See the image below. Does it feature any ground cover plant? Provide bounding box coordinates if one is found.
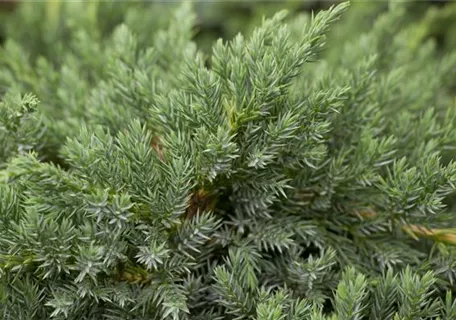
[1,1,456,319]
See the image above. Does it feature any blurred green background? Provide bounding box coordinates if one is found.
[1,0,456,56]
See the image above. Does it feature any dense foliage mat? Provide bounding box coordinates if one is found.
[1,1,456,319]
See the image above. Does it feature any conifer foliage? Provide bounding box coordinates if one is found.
[1,1,456,319]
